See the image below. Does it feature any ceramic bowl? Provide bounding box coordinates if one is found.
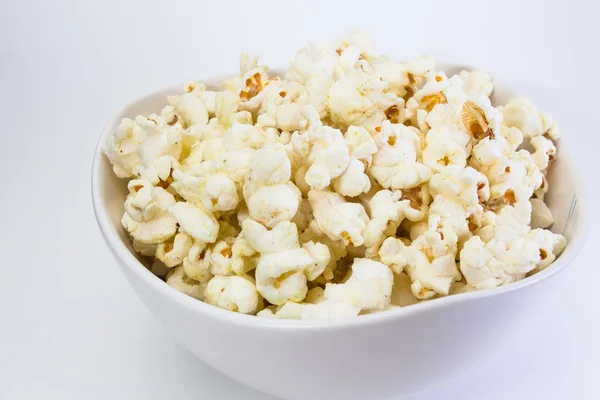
[92,67,589,400]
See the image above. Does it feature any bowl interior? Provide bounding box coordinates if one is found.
[93,66,588,308]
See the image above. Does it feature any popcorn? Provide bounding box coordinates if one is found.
[304,137,350,190]
[134,114,183,171]
[458,70,494,99]
[254,248,314,305]
[106,32,567,320]
[121,185,178,244]
[301,301,361,320]
[407,232,461,299]
[291,198,313,232]
[230,234,259,273]
[204,275,262,314]
[304,287,325,304]
[362,187,429,251]
[238,68,269,113]
[138,155,179,187]
[344,125,378,159]
[104,118,141,178]
[459,236,527,290]
[132,240,157,257]
[172,170,240,212]
[156,229,193,268]
[534,174,549,200]
[124,180,162,223]
[187,137,226,162]
[302,241,331,281]
[208,236,237,276]
[422,139,468,172]
[247,145,292,188]
[222,122,274,151]
[500,98,556,138]
[246,183,301,228]
[248,220,330,304]
[202,148,254,185]
[167,91,209,128]
[324,259,393,311]
[299,223,349,266]
[497,125,524,153]
[471,140,543,208]
[274,300,360,320]
[305,74,334,118]
[530,135,556,170]
[286,41,338,85]
[256,308,277,318]
[380,228,461,299]
[308,190,370,246]
[379,236,409,274]
[242,219,300,254]
[408,71,450,111]
[390,272,419,307]
[274,301,307,319]
[331,125,378,197]
[372,55,435,98]
[296,117,350,190]
[274,103,307,132]
[458,201,564,290]
[428,166,489,242]
[370,123,432,190]
[241,145,302,228]
[168,202,219,243]
[328,71,386,128]
[182,241,211,282]
[478,201,532,242]
[332,157,371,197]
[426,86,502,144]
[530,198,554,229]
[254,80,310,132]
[166,266,207,300]
[528,228,566,272]
[334,31,379,62]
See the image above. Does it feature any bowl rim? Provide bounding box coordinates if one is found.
[92,68,591,330]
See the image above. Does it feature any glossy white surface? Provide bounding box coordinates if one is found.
[2,0,600,399]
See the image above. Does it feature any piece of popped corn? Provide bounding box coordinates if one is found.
[182,241,212,282]
[121,184,178,244]
[156,229,193,268]
[168,202,219,243]
[499,98,557,139]
[369,122,432,190]
[166,266,207,300]
[204,275,262,314]
[324,258,393,311]
[308,189,370,247]
[530,198,554,229]
[241,219,300,254]
[328,71,386,128]
[104,118,142,178]
[254,248,314,305]
[171,170,240,212]
[134,114,184,172]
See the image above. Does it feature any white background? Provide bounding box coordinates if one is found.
[1,0,599,398]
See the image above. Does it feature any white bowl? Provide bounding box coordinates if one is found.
[92,67,590,400]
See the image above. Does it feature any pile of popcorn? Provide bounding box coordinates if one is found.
[105,32,566,320]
